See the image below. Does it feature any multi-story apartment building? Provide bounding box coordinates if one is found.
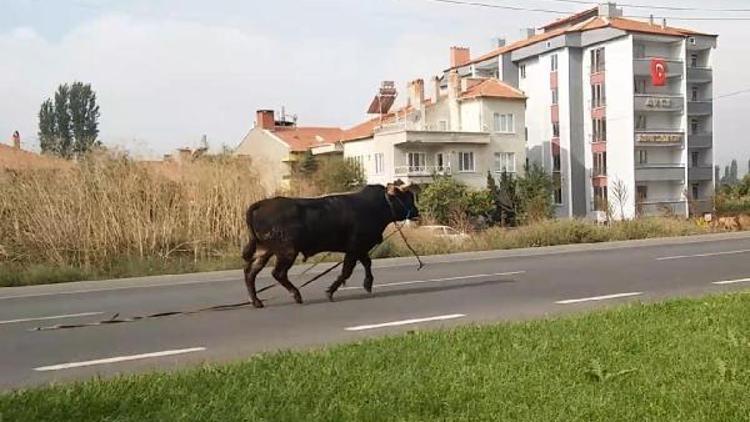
[445,2,717,219]
[342,71,527,189]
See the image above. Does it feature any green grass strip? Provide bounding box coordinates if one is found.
[2,292,749,421]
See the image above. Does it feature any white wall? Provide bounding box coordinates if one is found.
[604,35,636,219]
[234,128,290,194]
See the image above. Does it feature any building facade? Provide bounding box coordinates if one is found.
[342,75,527,190]
[445,2,717,218]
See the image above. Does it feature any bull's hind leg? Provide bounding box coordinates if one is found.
[272,253,303,305]
[359,255,374,293]
[326,254,357,302]
[244,248,272,309]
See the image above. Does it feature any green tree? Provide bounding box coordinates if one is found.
[297,150,318,176]
[38,82,101,158]
[314,158,365,194]
[516,163,554,223]
[419,176,469,224]
[730,159,739,185]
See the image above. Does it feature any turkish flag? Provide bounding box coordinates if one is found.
[651,58,667,86]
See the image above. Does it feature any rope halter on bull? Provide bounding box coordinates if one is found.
[384,183,425,271]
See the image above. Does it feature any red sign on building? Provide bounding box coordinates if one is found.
[650,58,667,86]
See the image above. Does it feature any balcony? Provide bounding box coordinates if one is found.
[637,200,688,217]
[635,163,685,182]
[634,59,683,79]
[392,131,491,146]
[635,130,684,147]
[688,100,712,116]
[394,165,451,177]
[687,67,712,83]
[688,166,713,181]
[634,95,684,113]
[688,133,712,148]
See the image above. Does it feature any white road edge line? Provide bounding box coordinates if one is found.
[0,311,104,325]
[339,271,525,291]
[712,278,750,285]
[34,347,207,372]
[555,292,643,305]
[345,314,466,332]
[656,249,750,261]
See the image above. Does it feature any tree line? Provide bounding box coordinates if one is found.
[38,82,101,158]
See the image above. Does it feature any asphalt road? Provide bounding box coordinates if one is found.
[2,231,750,391]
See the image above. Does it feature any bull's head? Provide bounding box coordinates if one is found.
[386,183,420,222]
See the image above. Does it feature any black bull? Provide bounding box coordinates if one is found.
[242,184,419,308]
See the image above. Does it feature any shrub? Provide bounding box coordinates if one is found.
[515,163,554,224]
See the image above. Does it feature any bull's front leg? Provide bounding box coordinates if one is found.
[359,255,374,293]
[326,254,357,302]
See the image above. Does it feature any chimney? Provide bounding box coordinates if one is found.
[450,46,471,68]
[432,76,442,101]
[407,79,425,109]
[598,2,623,18]
[11,130,20,150]
[447,70,461,131]
[520,28,536,39]
[649,14,654,25]
[461,77,484,93]
[662,18,667,29]
[492,37,506,48]
[255,109,275,130]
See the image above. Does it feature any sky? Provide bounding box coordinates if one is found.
[1,0,749,168]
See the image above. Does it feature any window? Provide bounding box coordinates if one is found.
[592,118,607,142]
[637,185,648,201]
[407,152,426,172]
[553,172,563,205]
[525,127,528,141]
[634,44,646,59]
[494,152,516,173]
[690,118,700,135]
[636,114,647,130]
[552,152,561,172]
[435,153,446,172]
[438,120,448,131]
[495,113,515,133]
[692,183,700,200]
[552,122,560,138]
[594,186,608,211]
[458,151,475,172]
[520,64,527,79]
[691,151,700,168]
[593,152,607,176]
[550,54,558,72]
[637,149,648,165]
[591,83,605,108]
[552,88,559,105]
[691,86,699,102]
[690,53,698,68]
[374,153,385,175]
[590,47,605,73]
[634,78,646,94]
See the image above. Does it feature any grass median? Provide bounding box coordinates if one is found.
[2,292,749,421]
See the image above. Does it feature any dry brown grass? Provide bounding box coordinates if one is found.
[0,152,264,271]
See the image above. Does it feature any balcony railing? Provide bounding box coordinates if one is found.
[637,199,688,217]
[688,133,712,148]
[635,130,684,146]
[635,164,686,182]
[634,59,684,78]
[688,166,713,181]
[687,67,712,82]
[688,100,713,116]
[634,95,684,112]
[394,165,452,176]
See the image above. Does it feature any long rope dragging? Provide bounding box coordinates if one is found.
[31,224,423,332]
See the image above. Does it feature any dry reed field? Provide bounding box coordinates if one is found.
[0,153,264,285]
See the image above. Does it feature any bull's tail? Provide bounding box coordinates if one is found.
[242,202,262,263]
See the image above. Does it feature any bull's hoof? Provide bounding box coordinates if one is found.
[251,299,264,309]
[293,291,304,304]
[326,290,335,302]
[364,278,373,294]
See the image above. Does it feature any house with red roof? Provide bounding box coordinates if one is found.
[234,110,343,192]
[341,75,527,190]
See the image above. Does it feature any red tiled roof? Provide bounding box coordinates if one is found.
[541,7,599,31]
[452,14,715,70]
[270,127,344,152]
[459,78,526,100]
